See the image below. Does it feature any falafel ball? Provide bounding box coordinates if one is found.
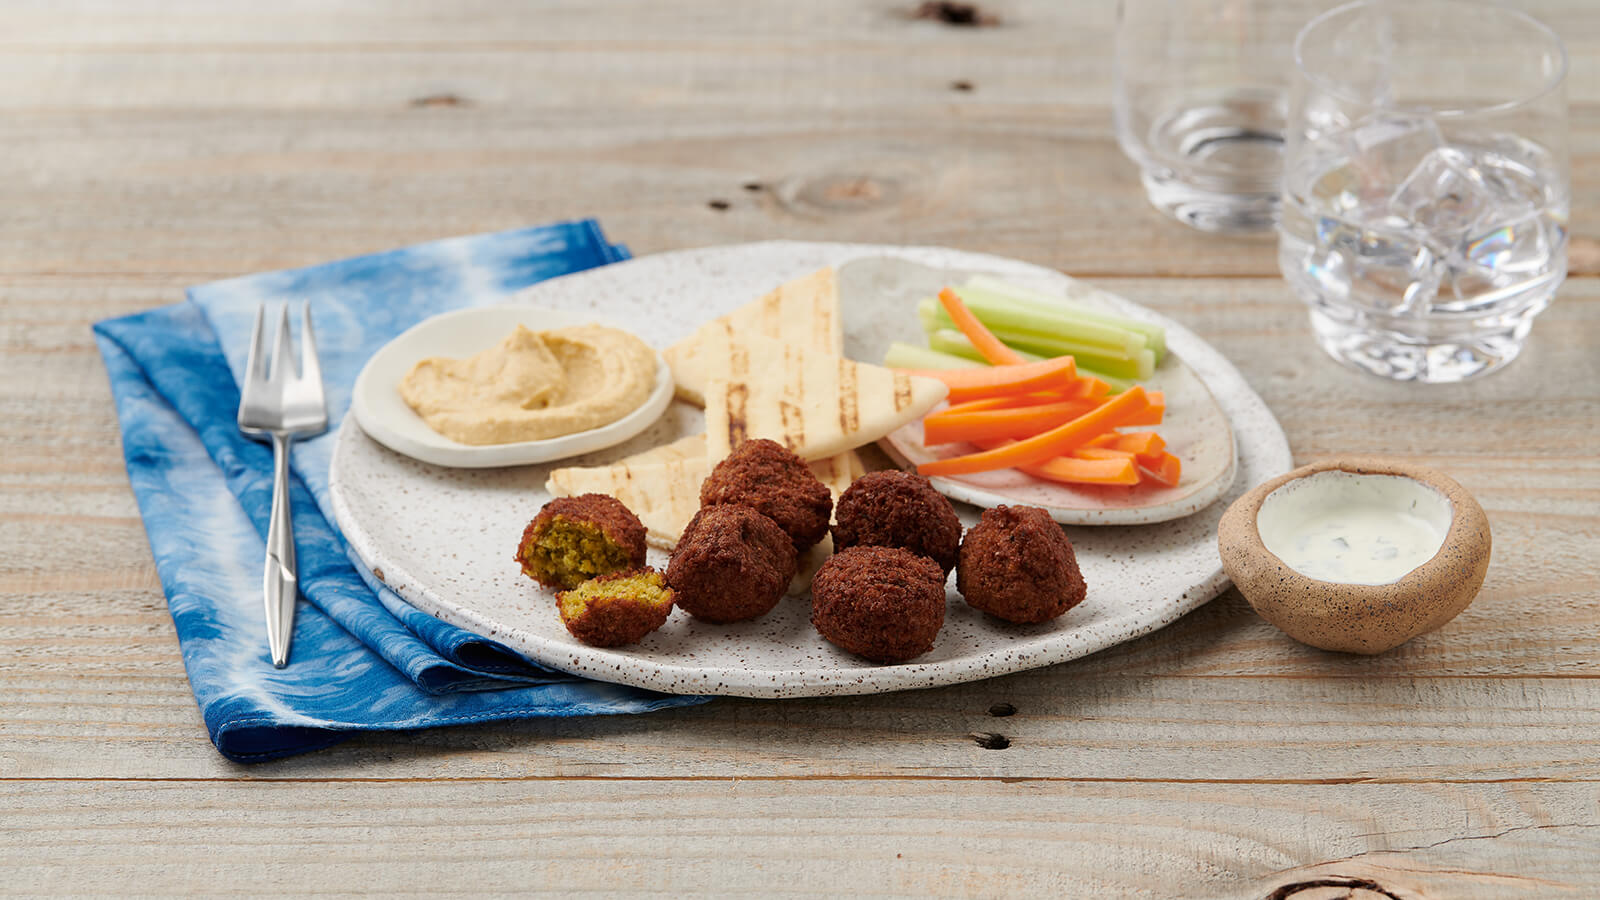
[666,504,798,623]
[956,505,1086,624]
[831,470,962,574]
[557,568,674,647]
[699,438,832,553]
[811,546,946,663]
[514,493,647,590]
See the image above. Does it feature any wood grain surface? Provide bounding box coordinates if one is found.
[2,1,1597,896]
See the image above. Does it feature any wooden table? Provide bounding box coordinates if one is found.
[4,2,1597,895]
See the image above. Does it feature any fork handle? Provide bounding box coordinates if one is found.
[263,431,299,668]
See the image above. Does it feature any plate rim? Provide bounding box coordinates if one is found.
[328,240,1293,698]
[348,303,675,468]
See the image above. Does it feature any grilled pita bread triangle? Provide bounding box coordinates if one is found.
[664,267,841,407]
[614,433,705,467]
[702,333,948,463]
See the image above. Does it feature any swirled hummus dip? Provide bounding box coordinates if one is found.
[399,324,656,445]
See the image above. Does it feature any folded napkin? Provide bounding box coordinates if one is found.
[94,221,706,763]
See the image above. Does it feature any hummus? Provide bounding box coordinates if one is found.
[399,323,657,445]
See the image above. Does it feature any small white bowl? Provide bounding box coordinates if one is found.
[349,304,674,469]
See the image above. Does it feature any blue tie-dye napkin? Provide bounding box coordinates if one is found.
[93,221,706,763]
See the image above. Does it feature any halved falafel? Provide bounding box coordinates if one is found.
[699,438,832,553]
[831,470,962,574]
[811,545,946,664]
[515,493,647,590]
[957,505,1086,624]
[666,504,798,623]
[557,568,674,647]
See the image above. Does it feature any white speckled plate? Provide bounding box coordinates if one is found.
[349,305,674,469]
[328,241,1292,698]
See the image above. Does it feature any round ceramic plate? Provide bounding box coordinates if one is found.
[349,305,674,469]
[328,241,1293,698]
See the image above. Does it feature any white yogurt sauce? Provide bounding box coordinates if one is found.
[1256,472,1452,586]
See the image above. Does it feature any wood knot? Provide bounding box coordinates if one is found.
[912,2,1000,26]
[1266,877,1405,900]
[707,199,731,211]
[971,732,1010,750]
[950,80,974,92]
[409,93,469,108]
[775,174,902,218]
[987,702,1016,717]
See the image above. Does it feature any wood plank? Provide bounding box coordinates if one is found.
[1,779,1595,897]
[5,668,1600,781]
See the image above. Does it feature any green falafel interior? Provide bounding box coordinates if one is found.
[520,516,637,590]
[557,569,674,620]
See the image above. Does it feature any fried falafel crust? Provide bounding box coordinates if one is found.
[558,568,674,647]
[831,470,962,574]
[666,504,798,623]
[515,493,647,590]
[699,438,832,554]
[811,546,946,664]
[957,505,1086,624]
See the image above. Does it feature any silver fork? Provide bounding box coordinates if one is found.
[237,302,328,668]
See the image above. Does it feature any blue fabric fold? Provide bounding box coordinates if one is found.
[93,221,705,763]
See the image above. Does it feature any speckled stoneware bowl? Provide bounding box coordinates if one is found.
[1218,457,1491,654]
[330,241,1294,697]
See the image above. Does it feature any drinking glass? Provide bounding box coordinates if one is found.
[1114,0,1316,233]
[1278,0,1569,382]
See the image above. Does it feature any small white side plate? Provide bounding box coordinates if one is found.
[349,304,674,469]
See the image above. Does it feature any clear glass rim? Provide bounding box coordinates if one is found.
[1293,0,1569,119]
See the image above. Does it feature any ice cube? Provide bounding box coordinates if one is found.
[1308,214,1442,314]
[1343,114,1443,194]
[1463,209,1559,277]
[1301,93,1352,143]
[1389,147,1493,245]
[1441,209,1564,311]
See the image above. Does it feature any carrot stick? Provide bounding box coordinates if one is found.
[938,287,1026,365]
[1121,391,1165,426]
[1022,455,1141,486]
[942,392,1079,415]
[917,387,1150,477]
[971,439,1140,486]
[1139,451,1182,487]
[1069,377,1112,400]
[921,401,1095,446]
[1086,431,1166,457]
[1070,447,1137,462]
[897,356,1080,403]
[939,378,1112,415]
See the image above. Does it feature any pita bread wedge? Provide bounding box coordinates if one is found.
[546,457,708,550]
[702,333,948,464]
[614,433,705,467]
[808,450,862,500]
[665,267,841,407]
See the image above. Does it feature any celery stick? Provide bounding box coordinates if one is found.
[921,300,1140,363]
[881,342,982,370]
[961,277,1167,361]
[919,296,1148,361]
[921,293,1146,357]
[927,329,1043,364]
[999,331,1155,380]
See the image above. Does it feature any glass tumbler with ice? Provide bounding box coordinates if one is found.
[1278,0,1569,382]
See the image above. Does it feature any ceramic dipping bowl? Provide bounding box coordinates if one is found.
[1218,457,1491,654]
